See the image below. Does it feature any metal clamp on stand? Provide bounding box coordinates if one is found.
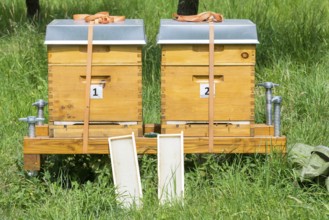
[19,116,44,138]
[257,82,279,125]
[272,96,282,137]
[32,99,48,125]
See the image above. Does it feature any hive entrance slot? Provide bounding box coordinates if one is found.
[186,122,233,126]
[73,122,120,126]
[54,121,140,126]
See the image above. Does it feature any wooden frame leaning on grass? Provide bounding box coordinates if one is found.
[108,133,143,208]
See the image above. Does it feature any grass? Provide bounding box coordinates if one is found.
[0,0,329,219]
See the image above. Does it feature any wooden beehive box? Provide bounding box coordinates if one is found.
[45,19,146,137]
[157,19,259,137]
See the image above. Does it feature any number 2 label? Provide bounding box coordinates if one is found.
[200,83,215,98]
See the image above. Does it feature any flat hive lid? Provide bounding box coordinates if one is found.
[45,19,147,45]
[157,19,259,44]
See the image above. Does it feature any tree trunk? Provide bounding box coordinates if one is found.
[177,0,199,15]
[26,0,40,19]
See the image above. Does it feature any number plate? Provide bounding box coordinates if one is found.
[200,83,215,98]
[90,85,103,99]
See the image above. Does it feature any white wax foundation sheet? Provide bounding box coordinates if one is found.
[108,133,142,208]
[157,132,184,204]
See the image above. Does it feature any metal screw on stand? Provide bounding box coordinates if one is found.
[257,82,279,125]
[272,96,282,137]
[19,116,44,138]
[32,99,48,125]
[26,170,38,177]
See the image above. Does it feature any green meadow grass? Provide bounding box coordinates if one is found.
[0,0,329,219]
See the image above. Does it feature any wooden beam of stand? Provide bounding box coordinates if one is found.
[208,22,215,153]
[23,136,287,155]
[83,21,94,154]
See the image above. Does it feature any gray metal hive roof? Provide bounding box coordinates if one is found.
[157,19,259,44]
[45,19,147,45]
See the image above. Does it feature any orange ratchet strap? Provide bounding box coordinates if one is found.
[74,12,125,153]
[82,21,93,154]
[208,22,215,153]
[73,11,125,24]
[173,11,223,22]
[174,11,223,152]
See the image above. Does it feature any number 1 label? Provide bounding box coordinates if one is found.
[90,85,103,99]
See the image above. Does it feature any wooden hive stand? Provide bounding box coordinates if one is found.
[23,123,286,171]
[22,19,286,172]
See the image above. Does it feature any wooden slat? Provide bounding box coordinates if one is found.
[48,65,142,122]
[162,124,250,137]
[23,136,286,154]
[162,66,254,121]
[48,45,141,65]
[162,44,255,66]
[253,124,274,136]
[49,124,142,138]
[36,125,49,136]
[183,137,286,154]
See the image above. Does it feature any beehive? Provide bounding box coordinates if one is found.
[157,19,259,136]
[45,19,146,137]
